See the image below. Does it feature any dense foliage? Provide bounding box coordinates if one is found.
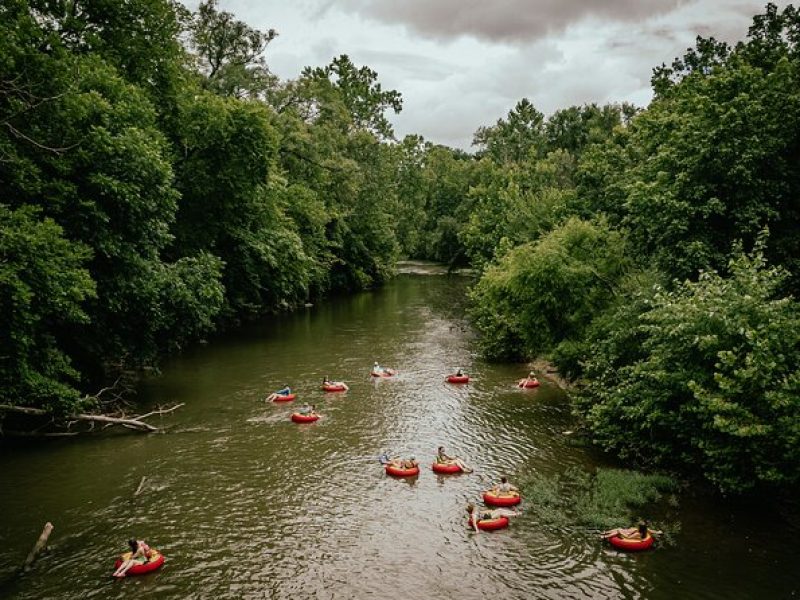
[578,245,800,493]
[469,218,628,361]
[0,0,410,409]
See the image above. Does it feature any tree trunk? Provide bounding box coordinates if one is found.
[0,403,185,435]
[23,522,53,571]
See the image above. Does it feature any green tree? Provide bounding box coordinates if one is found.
[578,240,800,493]
[581,4,800,286]
[0,205,95,411]
[172,91,309,317]
[189,0,278,98]
[473,98,545,163]
[460,151,576,269]
[469,217,629,361]
[298,54,403,140]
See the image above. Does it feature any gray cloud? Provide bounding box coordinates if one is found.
[357,49,457,81]
[340,0,691,43]
[214,0,783,149]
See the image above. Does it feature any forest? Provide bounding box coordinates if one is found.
[2,1,798,494]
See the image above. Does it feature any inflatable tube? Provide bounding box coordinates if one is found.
[608,534,654,552]
[483,491,521,507]
[468,517,510,531]
[272,393,296,402]
[432,462,463,474]
[291,412,319,423]
[113,550,164,576]
[446,375,469,384]
[518,379,540,388]
[385,464,420,477]
[322,383,347,392]
[371,371,395,378]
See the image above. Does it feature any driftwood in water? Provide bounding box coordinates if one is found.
[134,476,147,496]
[0,403,185,435]
[23,522,53,571]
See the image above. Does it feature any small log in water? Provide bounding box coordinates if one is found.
[23,522,53,571]
[134,476,147,496]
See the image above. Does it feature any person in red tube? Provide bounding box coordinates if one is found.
[113,539,152,577]
[601,520,662,540]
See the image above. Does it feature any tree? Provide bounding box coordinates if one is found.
[578,240,800,494]
[298,55,403,140]
[188,0,278,99]
[459,151,575,269]
[473,98,545,163]
[599,4,800,287]
[0,205,95,412]
[469,217,629,361]
[172,91,309,317]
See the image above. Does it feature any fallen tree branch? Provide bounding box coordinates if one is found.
[0,403,184,435]
[135,403,185,421]
[23,522,53,571]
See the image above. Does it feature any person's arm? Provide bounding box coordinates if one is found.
[471,515,480,533]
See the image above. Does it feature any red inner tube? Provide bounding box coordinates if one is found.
[432,462,463,474]
[385,464,420,477]
[273,393,296,402]
[468,516,510,531]
[291,413,319,423]
[446,375,469,383]
[608,534,654,551]
[322,384,347,392]
[519,379,540,388]
[113,552,165,576]
[483,491,521,507]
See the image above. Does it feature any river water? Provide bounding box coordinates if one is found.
[1,266,798,599]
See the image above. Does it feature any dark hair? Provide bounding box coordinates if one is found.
[438,446,444,453]
[500,476,507,483]
[128,539,138,552]
[638,521,648,537]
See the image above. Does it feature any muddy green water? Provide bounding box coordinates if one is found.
[1,267,798,599]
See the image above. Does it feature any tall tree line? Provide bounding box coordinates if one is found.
[464,3,800,494]
[0,0,416,413]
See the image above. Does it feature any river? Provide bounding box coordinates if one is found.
[1,266,797,599]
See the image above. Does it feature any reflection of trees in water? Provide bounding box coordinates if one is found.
[412,275,473,323]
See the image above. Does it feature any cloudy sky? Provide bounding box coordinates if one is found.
[213,1,782,149]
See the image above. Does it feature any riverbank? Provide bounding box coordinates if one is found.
[529,357,572,391]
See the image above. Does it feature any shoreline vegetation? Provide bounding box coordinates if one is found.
[3,1,799,495]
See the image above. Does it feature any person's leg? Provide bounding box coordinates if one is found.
[114,559,135,577]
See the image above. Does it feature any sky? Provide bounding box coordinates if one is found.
[211,1,783,149]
